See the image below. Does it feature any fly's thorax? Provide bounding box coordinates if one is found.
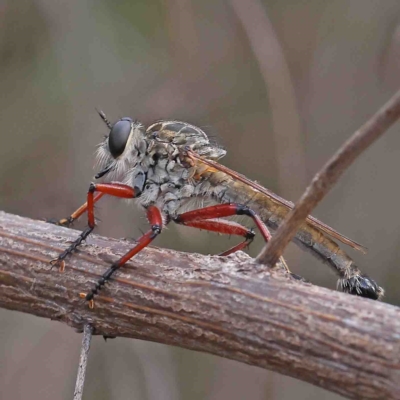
[130,120,227,215]
[133,139,202,214]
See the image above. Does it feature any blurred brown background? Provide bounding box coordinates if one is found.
[1,0,400,399]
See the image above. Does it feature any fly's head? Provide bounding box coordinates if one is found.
[95,111,147,181]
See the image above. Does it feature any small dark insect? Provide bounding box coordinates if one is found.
[51,111,383,308]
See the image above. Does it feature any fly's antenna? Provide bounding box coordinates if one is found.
[96,108,113,129]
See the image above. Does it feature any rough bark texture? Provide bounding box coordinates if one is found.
[0,211,399,399]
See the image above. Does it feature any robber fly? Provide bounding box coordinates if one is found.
[51,111,383,308]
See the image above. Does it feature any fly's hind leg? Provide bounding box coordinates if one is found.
[173,203,290,272]
[50,182,137,271]
[175,217,256,256]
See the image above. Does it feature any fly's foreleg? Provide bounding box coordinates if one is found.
[173,203,289,271]
[50,183,137,271]
[81,205,163,308]
[49,192,105,228]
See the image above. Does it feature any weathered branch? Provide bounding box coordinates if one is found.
[0,211,399,399]
[258,88,400,265]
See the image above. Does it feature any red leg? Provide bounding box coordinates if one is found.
[81,205,163,308]
[219,240,252,256]
[180,218,255,256]
[174,204,272,242]
[51,182,137,271]
[175,204,289,270]
[173,203,274,256]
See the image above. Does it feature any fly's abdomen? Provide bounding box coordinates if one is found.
[203,171,383,299]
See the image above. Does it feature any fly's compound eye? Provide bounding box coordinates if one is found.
[108,118,132,158]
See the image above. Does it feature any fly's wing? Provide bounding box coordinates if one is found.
[187,151,367,253]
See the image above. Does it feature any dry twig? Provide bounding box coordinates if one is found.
[0,211,399,399]
[73,324,93,400]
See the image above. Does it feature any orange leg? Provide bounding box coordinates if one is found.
[55,192,105,227]
[50,182,137,271]
[52,181,138,227]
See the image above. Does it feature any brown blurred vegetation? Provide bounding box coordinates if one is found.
[1,1,400,399]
